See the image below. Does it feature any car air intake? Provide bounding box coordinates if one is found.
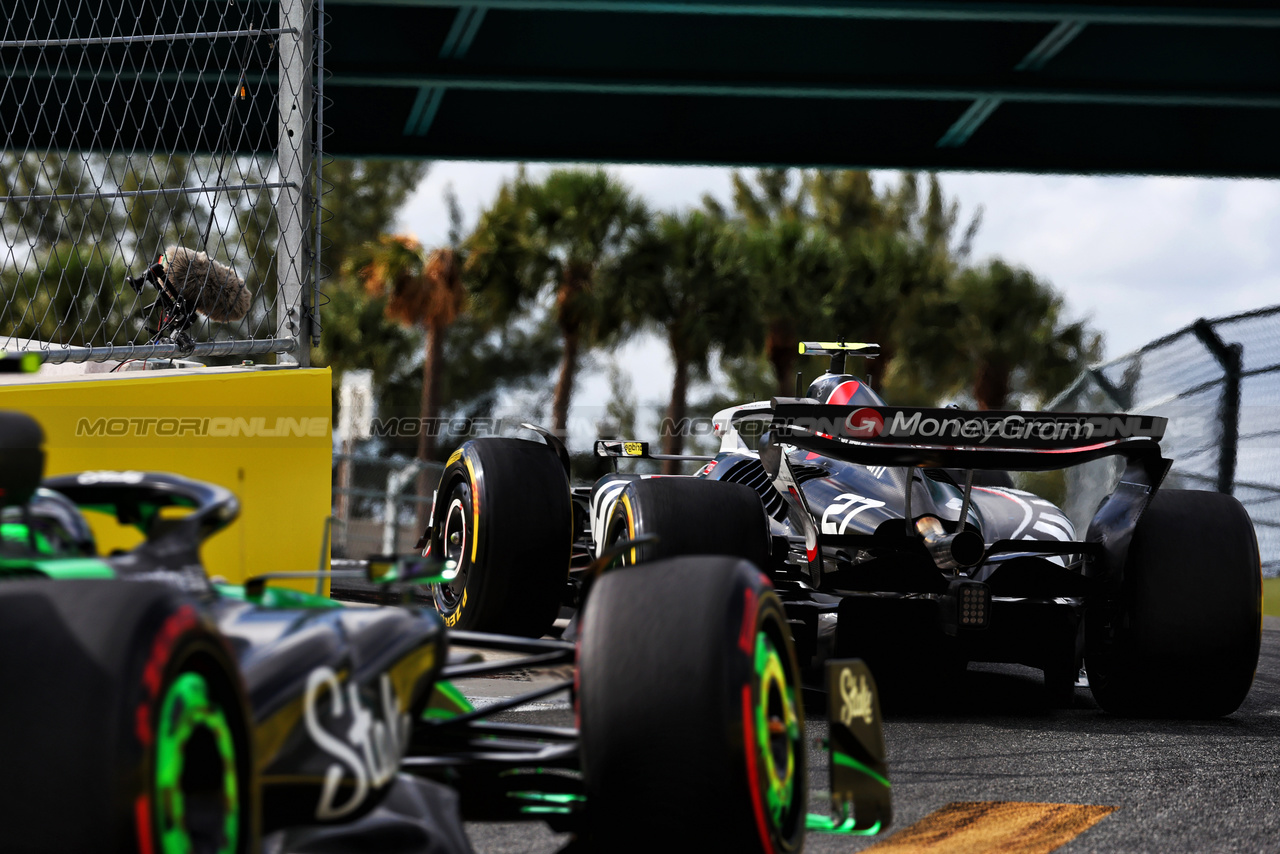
[718,458,789,522]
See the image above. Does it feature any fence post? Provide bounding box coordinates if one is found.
[277,0,313,366]
[1192,319,1243,495]
[382,460,426,554]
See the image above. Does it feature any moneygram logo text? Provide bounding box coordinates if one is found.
[858,411,1161,443]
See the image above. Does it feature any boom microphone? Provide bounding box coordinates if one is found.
[161,246,251,322]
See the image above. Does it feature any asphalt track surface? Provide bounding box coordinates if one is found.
[457,617,1280,854]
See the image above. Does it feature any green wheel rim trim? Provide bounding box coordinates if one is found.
[154,672,239,854]
[754,631,799,826]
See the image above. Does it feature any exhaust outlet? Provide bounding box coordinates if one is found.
[915,516,984,571]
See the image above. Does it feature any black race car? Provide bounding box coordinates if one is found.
[424,341,1262,718]
[0,408,892,853]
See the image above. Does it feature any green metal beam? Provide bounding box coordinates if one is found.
[323,1,1280,27]
[1015,19,1087,71]
[401,5,489,137]
[937,97,1002,147]
[331,73,1280,109]
[939,18,1088,147]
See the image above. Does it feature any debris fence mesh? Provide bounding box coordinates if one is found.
[0,0,320,364]
[332,453,444,560]
[1050,304,1280,577]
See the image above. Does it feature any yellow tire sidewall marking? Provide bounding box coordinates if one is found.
[622,493,637,565]
[464,455,479,564]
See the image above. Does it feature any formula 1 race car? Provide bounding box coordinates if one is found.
[0,408,892,853]
[423,341,1263,718]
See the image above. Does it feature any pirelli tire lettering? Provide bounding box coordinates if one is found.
[427,438,573,638]
[444,589,468,628]
[429,446,480,628]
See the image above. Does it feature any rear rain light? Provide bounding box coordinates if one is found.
[945,579,991,632]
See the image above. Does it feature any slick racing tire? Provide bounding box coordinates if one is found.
[603,476,771,571]
[0,579,255,853]
[430,438,571,637]
[1086,489,1263,718]
[578,557,806,854]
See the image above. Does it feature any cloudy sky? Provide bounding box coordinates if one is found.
[395,163,1280,418]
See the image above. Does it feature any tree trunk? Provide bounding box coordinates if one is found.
[415,320,446,531]
[973,360,1010,410]
[864,337,893,391]
[553,268,589,437]
[662,347,690,475]
[552,325,579,437]
[766,319,796,398]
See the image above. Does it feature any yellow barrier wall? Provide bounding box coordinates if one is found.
[0,367,331,589]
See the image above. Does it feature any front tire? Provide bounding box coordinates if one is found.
[578,557,806,853]
[1086,489,1262,717]
[603,476,771,570]
[430,438,571,637]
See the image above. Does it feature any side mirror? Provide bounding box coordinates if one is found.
[364,554,457,585]
[758,431,782,479]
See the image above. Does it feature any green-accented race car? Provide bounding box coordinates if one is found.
[0,404,891,853]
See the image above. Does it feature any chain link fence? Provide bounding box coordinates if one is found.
[1050,305,1280,577]
[1,0,321,364]
[332,452,444,560]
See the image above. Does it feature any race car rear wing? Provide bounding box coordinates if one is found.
[767,399,1169,475]
[764,399,1173,587]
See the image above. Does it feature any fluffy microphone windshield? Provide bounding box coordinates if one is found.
[162,246,251,322]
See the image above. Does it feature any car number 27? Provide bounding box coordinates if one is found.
[820,493,887,535]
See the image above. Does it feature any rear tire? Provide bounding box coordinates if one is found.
[430,438,571,637]
[578,557,806,853]
[0,579,255,853]
[603,477,771,571]
[1086,489,1262,717]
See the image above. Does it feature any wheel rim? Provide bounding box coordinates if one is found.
[754,630,800,830]
[437,490,471,610]
[154,671,239,854]
[605,511,633,567]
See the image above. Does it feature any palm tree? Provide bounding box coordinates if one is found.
[916,259,1100,409]
[348,235,467,521]
[727,167,809,226]
[808,169,884,239]
[809,172,972,397]
[618,211,759,472]
[465,168,648,435]
[819,228,950,394]
[740,218,846,397]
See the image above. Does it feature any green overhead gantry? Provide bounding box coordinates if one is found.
[320,0,1280,175]
[3,2,1278,175]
